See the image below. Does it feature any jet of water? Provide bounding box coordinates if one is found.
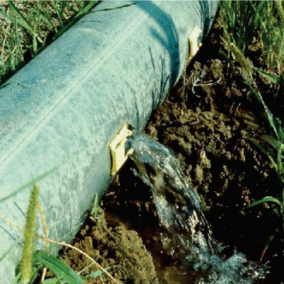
[127,131,210,238]
[127,131,266,284]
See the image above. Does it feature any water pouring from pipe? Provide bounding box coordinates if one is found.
[126,130,267,284]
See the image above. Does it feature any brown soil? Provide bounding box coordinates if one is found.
[61,208,158,284]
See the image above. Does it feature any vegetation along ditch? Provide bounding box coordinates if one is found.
[2,1,284,283]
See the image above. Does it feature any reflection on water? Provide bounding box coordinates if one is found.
[127,131,266,284]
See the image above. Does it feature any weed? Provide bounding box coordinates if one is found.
[90,193,100,220]
[219,1,260,54]
[0,185,120,284]
[0,1,98,84]
[219,0,284,73]
[19,185,39,284]
[218,0,284,261]
[248,121,284,262]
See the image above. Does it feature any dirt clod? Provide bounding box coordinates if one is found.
[63,209,158,284]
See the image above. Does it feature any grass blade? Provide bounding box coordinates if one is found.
[248,136,278,170]
[11,273,21,284]
[60,1,66,24]
[41,10,57,32]
[29,265,44,284]
[82,268,106,279]
[258,134,282,150]
[8,1,34,35]
[52,1,63,28]
[77,1,98,17]
[90,193,99,217]
[0,10,19,25]
[254,67,283,85]
[251,1,268,32]
[248,196,281,209]
[0,9,35,39]
[260,232,277,263]
[34,251,85,284]
[52,1,98,41]
[14,19,23,62]
[243,79,278,138]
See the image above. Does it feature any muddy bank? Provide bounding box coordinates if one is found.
[61,208,158,284]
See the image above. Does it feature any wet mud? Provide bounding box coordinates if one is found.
[62,208,158,284]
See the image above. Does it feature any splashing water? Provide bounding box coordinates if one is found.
[127,131,266,284]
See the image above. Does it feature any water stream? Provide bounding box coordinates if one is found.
[126,131,266,284]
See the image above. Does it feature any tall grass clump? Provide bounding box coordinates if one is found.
[219,0,284,73]
[219,1,260,55]
[248,119,284,262]
[0,1,98,84]
[219,0,284,260]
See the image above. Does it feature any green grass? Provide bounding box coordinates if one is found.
[0,1,98,85]
[0,152,120,283]
[11,185,118,284]
[248,120,284,262]
[0,182,120,284]
[219,0,284,73]
[219,0,284,261]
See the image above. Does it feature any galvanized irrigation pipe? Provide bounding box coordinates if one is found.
[0,1,218,281]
